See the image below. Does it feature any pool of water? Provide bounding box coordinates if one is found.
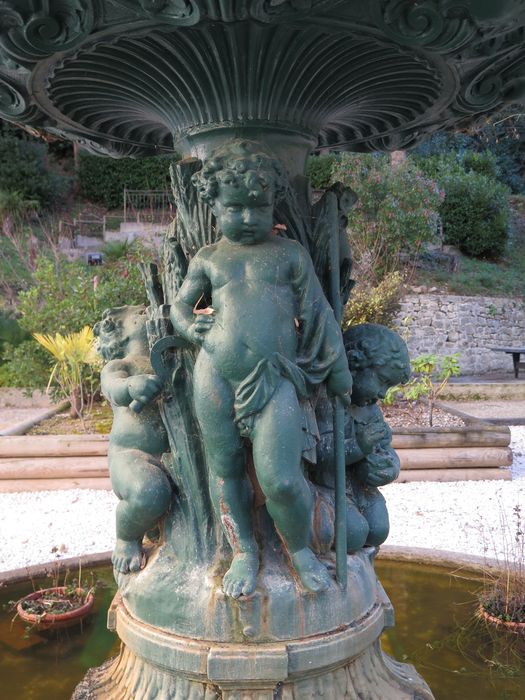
[0,561,523,699]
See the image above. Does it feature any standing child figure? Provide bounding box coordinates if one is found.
[95,305,171,575]
[171,140,353,598]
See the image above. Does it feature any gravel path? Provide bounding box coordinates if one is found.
[1,428,524,574]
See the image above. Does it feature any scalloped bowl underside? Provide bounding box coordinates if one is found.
[47,21,445,152]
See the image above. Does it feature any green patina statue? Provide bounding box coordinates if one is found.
[170,141,353,597]
[94,305,171,575]
[315,324,411,552]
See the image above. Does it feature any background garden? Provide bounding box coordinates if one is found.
[1,108,524,415]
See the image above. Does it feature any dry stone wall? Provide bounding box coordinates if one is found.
[396,294,525,375]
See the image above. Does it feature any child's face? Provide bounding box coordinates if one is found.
[351,365,401,406]
[213,184,274,245]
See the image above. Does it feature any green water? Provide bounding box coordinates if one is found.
[0,562,523,699]
[0,567,119,699]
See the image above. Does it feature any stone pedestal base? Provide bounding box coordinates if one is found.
[73,592,434,699]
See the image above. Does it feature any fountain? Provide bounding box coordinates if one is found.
[1,2,524,698]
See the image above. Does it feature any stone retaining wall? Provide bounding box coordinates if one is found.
[396,294,525,374]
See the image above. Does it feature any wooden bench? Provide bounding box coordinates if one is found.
[491,347,525,378]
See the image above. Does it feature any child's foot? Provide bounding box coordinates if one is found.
[112,539,144,574]
[222,552,259,598]
[291,547,332,593]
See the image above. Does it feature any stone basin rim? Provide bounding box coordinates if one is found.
[0,546,504,587]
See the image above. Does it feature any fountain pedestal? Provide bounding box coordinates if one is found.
[1,3,524,699]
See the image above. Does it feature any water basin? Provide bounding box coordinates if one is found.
[0,561,523,699]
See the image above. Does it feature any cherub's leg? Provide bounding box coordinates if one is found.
[252,380,332,593]
[361,487,390,546]
[346,502,369,553]
[193,351,258,598]
[110,448,171,573]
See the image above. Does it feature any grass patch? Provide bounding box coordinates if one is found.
[415,239,525,297]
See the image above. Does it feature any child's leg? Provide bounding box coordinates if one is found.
[360,487,390,546]
[252,379,332,593]
[110,447,171,573]
[346,502,369,553]
[193,351,258,598]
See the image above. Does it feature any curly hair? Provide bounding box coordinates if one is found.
[344,323,410,381]
[93,305,146,362]
[192,139,287,207]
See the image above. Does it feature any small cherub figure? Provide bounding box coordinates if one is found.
[315,323,410,550]
[94,305,171,575]
[171,140,353,598]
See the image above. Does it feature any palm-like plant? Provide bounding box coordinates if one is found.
[33,326,100,422]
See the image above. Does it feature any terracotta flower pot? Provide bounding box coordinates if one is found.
[16,586,94,631]
[478,604,525,634]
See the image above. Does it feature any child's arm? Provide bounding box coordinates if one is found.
[171,250,212,345]
[101,360,162,408]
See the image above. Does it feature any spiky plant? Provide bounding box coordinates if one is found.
[33,326,100,421]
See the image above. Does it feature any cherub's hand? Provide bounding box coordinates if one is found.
[354,453,399,486]
[326,368,353,407]
[191,313,215,345]
[127,374,162,407]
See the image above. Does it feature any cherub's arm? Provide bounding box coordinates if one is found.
[353,410,399,486]
[101,360,134,406]
[171,250,212,345]
[101,360,162,408]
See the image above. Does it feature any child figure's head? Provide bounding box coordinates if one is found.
[94,305,148,361]
[343,323,410,406]
[192,140,287,245]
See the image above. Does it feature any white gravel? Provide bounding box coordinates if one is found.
[1,428,524,574]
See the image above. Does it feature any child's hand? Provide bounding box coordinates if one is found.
[360,454,399,486]
[326,367,353,407]
[127,374,163,408]
[191,312,215,344]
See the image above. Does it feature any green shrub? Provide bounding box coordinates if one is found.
[0,253,150,389]
[440,172,510,258]
[463,150,498,179]
[343,270,403,328]
[306,154,337,189]
[0,135,70,208]
[332,153,443,276]
[78,154,174,208]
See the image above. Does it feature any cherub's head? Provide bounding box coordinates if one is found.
[93,305,148,361]
[344,323,410,406]
[192,140,287,245]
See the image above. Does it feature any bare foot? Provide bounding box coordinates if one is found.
[291,547,332,593]
[112,539,144,574]
[222,552,259,598]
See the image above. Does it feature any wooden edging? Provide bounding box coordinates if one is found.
[0,400,70,437]
[0,434,108,457]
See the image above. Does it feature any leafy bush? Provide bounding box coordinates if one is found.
[384,352,460,426]
[0,135,70,208]
[463,150,498,179]
[0,252,150,389]
[78,154,174,208]
[332,153,443,276]
[440,172,510,258]
[343,270,403,328]
[306,154,337,189]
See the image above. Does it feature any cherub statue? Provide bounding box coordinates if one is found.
[315,323,411,550]
[170,140,353,598]
[94,305,172,575]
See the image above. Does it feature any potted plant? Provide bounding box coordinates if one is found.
[477,505,525,634]
[12,569,95,633]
